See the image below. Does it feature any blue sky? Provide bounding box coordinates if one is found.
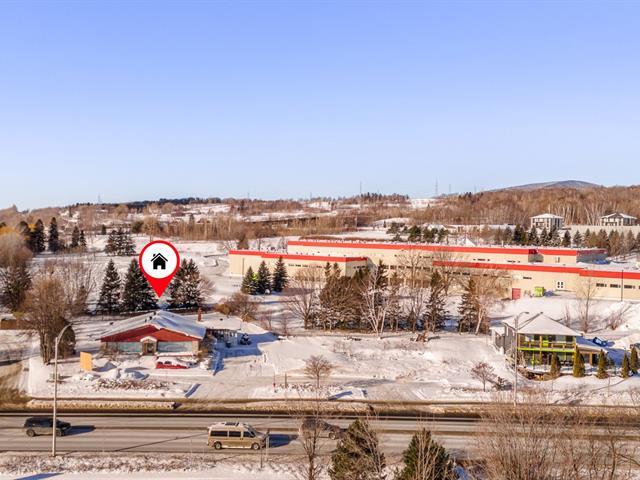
[1,1,639,209]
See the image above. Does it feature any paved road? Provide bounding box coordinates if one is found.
[0,413,476,457]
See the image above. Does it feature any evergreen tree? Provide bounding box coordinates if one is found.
[387,222,399,235]
[256,261,271,294]
[550,227,560,247]
[596,350,608,379]
[422,228,435,243]
[167,262,185,307]
[181,259,205,307]
[573,348,585,377]
[329,419,386,480]
[96,260,121,314]
[457,278,478,333]
[0,263,31,312]
[105,229,119,255]
[549,353,560,378]
[621,353,630,378]
[32,219,46,253]
[512,224,524,245]
[583,229,592,247]
[424,270,446,332]
[572,230,583,248]
[121,259,157,312]
[241,266,258,295]
[528,225,539,245]
[70,226,81,249]
[395,428,455,480]
[119,229,136,255]
[48,217,60,252]
[631,346,638,374]
[271,256,288,293]
[540,227,549,246]
[562,230,571,247]
[169,259,205,308]
[407,225,421,242]
[79,230,87,249]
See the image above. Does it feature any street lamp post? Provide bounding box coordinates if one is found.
[513,311,530,406]
[52,323,71,457]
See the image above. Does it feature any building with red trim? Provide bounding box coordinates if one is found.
[100,310,206,355]
[228,239,640,301]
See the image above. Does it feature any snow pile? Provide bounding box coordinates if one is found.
[122,369,148,381]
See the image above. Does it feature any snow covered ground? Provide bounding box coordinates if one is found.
[4,234,640,405]
[0,453,315,479]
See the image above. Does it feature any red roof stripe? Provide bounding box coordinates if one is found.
[228,250,368,263]
[288,240,603,257]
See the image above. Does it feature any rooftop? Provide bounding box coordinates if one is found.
[100,310,206,340]
[530,213,564,219]
[503,314,580,336]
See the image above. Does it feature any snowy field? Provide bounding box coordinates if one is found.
[3,234,640,405]
[0,453,319,480]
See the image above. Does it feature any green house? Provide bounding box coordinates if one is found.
[493,314,602,368]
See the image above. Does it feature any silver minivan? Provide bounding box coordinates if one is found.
[207,422,267,450]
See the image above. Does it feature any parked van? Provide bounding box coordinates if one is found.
[207,422,267,450]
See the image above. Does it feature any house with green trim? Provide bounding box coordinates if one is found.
[492,314,602,369]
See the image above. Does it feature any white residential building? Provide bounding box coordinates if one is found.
[530,213,564,231]
[600,213,637,227]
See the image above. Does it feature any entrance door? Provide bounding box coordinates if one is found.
[142,340,156,355]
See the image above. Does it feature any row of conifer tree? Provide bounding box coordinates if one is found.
[96,258,206,313]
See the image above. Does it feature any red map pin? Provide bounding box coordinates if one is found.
[139,240,180,297]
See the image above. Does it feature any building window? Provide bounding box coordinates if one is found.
[556,281,565,290]
[596,283,606,288]
[555,257,560,263]
[610,284,620,288]
[624,285,636,289]
[523,276,532,280]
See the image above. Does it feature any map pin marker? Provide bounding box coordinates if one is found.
[139,240,180,297]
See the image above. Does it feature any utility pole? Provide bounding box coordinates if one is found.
[52,323,71,457]
[513,311,529,406]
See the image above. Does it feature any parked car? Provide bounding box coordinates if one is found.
[156,358,193,369]
[299,417,344,440]
[207,422,268,450]
[23,417,71,437]
[239,333,252,345]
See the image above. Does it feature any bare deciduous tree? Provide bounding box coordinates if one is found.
[361,266,396,339]
[478,392,635,480]
[304,355,334,393]
[470,361,495,392]
[397,250,429,332]
[575,274,600,332]
[284,268,323,329]
[221,292,258,321]
[24,274,75,363]
[469,270,508,334]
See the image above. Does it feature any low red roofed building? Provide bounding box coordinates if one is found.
[100,310,206,355]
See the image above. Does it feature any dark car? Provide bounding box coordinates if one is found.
[299,417,344,440]
[23,416,72,437]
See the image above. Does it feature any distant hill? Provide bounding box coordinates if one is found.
[496,180,601,192]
